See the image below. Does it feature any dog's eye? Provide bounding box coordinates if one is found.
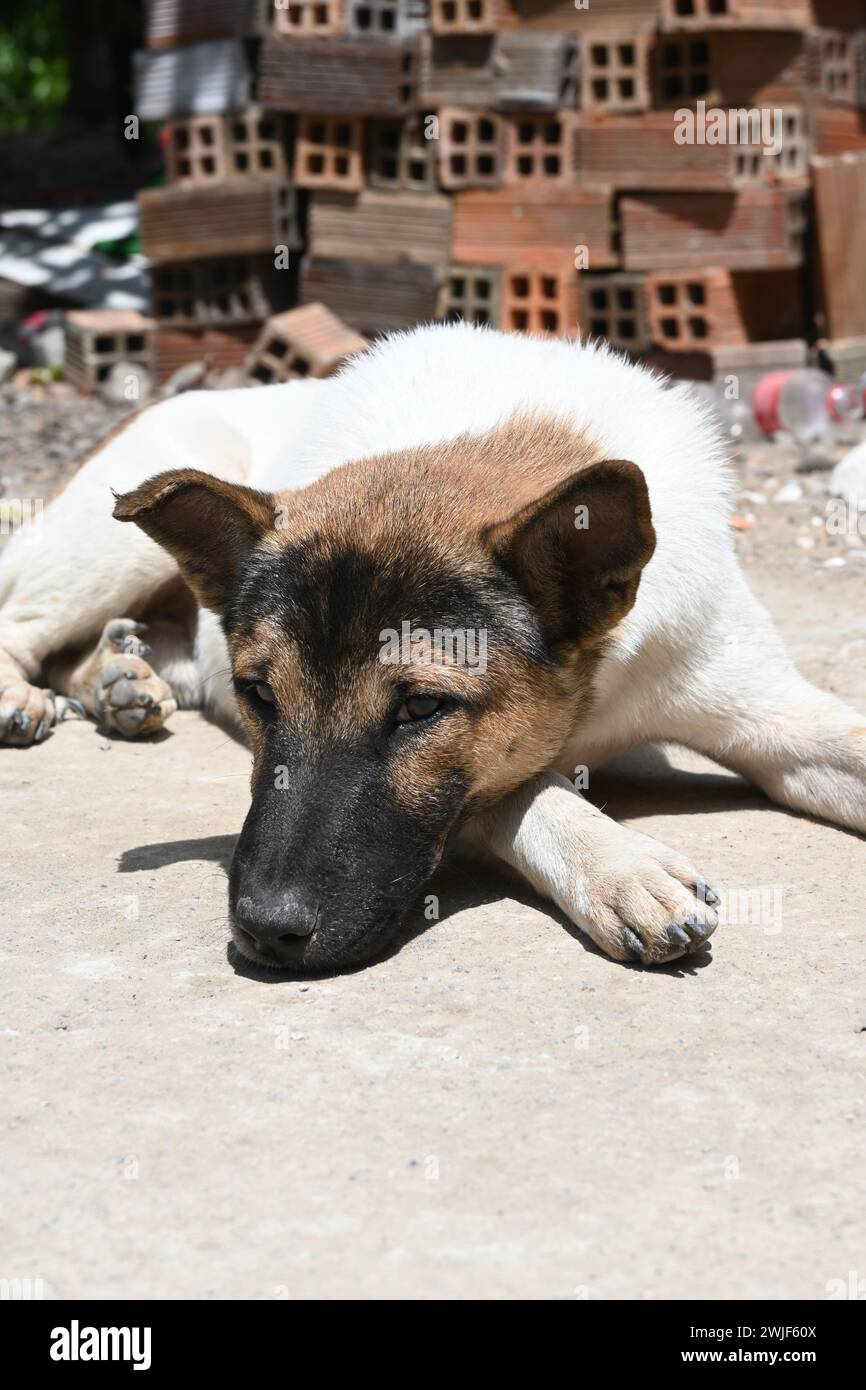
[253,681,275,705]
[395,695,441,725]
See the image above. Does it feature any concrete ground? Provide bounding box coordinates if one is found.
[2,527,866,1301]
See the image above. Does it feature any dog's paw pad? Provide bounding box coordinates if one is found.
[0,682,56,746]
[95,653,176,739]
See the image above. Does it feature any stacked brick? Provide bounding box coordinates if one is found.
[131,0,866,382]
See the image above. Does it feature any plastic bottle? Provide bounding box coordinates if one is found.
[752,368,864,444]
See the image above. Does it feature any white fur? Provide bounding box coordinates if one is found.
[2,325,864,964]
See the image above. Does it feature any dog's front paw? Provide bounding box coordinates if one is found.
[575,826,719,966]
[0,680,57,746]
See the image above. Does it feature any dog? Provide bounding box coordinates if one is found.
[2,323,864,972]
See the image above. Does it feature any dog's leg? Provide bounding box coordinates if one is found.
[464,772,720,965]
[0,391,256,747]
[663,649,866,837]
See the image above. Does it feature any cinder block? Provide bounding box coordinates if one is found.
[430,0,518,36]
[162,109,290,183]
[763,107,810,182]
[516,0,659,35]
[501,266,579,336]
[659,0,811,30]
[420,32,579,109]
[247,303,367,383]
[437,108,506,188]
[576,112,759,189]
[654,30,809,108]
[155,325,259,384]
[294,114,365,190]
[645,269,804,350]
[436,264,503,326]
[652,32,712,105]
[814,106,866,155]
[309,188,453,265]
[581,32,651,113]
[580,272,649,352]
[809,28,866,108]
[273,0,347,37]
[504,112,575,186]
[452,186,616,269]
[145,0,251,48]
[260,35,419,115]
[139,179,302,260]
[225,109,293,179]
[641,338,808,383]
[345,0,429,39]
[368,115,438,191]
[64,310,156,392]
[151,256,294,328]
[301,258,441,333]
[620,187,808,271]
[163,113,231,182]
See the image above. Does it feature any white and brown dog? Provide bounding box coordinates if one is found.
[1,324,864,971]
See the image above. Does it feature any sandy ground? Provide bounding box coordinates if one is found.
[2,401,866,1300]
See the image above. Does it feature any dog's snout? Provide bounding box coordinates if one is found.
[234,889,318,960]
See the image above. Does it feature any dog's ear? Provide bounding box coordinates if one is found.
[482,459,656,646]
[113,468,277,613]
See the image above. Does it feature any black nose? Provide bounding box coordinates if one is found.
[233,889,318,959]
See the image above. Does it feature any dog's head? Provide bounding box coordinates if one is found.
[114,415,655,971]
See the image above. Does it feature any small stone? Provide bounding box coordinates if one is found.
[775,480,804,503]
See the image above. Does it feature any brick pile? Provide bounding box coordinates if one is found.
[128,0,866,383]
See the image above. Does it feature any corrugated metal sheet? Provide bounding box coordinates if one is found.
[139,179,302,261]
[309,189,453,264]
[133,40,250,119]
[301,257,440,332]
[452,186,615,268]
[812,150,866,340]
[620,187,809,271]
[259,36,419,115]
